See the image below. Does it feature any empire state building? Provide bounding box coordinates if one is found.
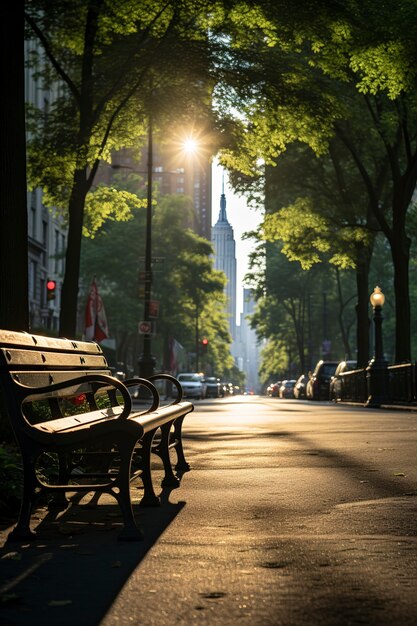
[211,182,237,341]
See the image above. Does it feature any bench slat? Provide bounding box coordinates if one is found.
[10,370,114,397]
[35,405,126,433]
[0,330,102,354]
[0,348,108,369]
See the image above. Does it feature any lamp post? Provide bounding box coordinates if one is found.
[112,130,199,378]
[138,117,156,378]
[366,286,388,407]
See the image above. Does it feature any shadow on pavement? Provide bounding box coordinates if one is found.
[0,482,185,626]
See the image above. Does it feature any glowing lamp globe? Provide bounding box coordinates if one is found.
[370,286,385,308]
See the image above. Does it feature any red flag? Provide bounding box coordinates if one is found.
[169,337,183,374]
[84,279,109,342]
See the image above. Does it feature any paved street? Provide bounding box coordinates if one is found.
[1,395,417,625]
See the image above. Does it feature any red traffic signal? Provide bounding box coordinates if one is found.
[201,338,208,352]
[46,279,56,301]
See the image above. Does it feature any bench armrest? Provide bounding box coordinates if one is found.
[124,374,183,406]
[148,373,183,405]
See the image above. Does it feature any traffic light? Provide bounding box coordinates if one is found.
[46,279,56,301]
[201,338,208,353]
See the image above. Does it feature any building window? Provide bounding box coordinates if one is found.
[30,206,37,239]
[29,260,37,301]
[40,276,46,307]
[42,220,48,266]
[60,234,66,273]
[54,229,60,273]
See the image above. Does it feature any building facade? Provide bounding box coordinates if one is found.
[25,40,67,333]
[107,139,212,240]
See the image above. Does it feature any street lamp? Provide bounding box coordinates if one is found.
[137,129,200,378]
[111,127,200,378]
[366,286,388,407]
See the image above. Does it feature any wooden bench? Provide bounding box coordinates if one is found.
[0,330,193,541]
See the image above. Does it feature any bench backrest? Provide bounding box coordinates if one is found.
[0,330,114,432]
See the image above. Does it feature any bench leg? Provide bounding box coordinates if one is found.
[156,422,180,488]
[8,452,39,542]
[172,415,191,472]
[48,452,70,510]
[138,430,161,507]
[113,437,144,541]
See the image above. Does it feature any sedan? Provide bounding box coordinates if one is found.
[329,360,357,401]
[293,374,308,399]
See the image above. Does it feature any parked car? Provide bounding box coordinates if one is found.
[177,373,207,399]
[279,379,296,398]
[205,377,222,398]
[266,381,282,397]
[329,360,357,401]
[293,374,308,399]
[306,360,339,400]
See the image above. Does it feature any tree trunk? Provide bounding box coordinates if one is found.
[59,169,89,338]
[391,237,411,363]
[355,244,372,367]
[0,1,29,332]
[335,269,352,360]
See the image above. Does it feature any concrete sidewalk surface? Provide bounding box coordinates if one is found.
[1,395,417,625]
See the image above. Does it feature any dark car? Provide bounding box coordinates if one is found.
[293,374,308,399]
[329,360,357,401]
[205,377,221,398]
[279,379,296,398]
[306,360,339,400]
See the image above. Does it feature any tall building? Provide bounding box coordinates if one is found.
[238,289,261,392]
[211,182,237,342]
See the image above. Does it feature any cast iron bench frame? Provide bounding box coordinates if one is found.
[0,330,193,541]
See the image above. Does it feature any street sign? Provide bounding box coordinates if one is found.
[138,321,152,334]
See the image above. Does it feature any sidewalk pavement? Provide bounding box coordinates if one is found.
[1,396,417,625]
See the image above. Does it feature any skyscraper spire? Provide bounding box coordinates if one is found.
[219,171,228,223]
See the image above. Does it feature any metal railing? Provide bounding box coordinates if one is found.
[388,362,416,403]
[340,368,367,403]
[339,362,417,405]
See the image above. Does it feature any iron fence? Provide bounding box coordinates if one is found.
[339,362,417,405]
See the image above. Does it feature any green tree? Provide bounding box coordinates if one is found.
[25,0,219,338]
[216,0,417,362]
[260,135,382,366]
[80,192,232,375]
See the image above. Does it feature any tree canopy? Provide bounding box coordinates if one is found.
[215,0,417,362]
[25,0,221,337]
